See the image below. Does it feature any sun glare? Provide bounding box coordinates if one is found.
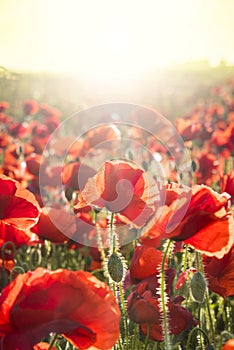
[35,0,178,85]
[1,0,234,87]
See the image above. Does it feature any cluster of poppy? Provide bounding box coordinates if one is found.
[0,84,233,349]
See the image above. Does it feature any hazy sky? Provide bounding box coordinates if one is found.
[0,0,234,82]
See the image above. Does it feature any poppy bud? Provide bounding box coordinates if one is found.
[190,271,207,303]
[107,252,124,283]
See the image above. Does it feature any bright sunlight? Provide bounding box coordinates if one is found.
[1,0,234,87]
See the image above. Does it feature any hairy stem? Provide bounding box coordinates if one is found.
[160,239,172,350]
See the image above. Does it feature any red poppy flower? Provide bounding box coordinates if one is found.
[74,206,94,236]
[44,116,59,133]
[0,174,40,248]
[62,162,96,191]
[209,125,232,150]
[207,102,224,118]
[8,122,29,138]
[85,124,121,150]
[222,339,234,350]
[203,245,234,297]
[30,122,50,154]
[196,153,220,185]
[23,100,38,116]
[5,143,35,162]
[0,131,11,149]
[1,143,34,185]
[130,245,164,282]
[0,268,120,350]
[0,102,9,113]
[75,160,156,228]
[25,154,44,176]
[37,164,62,190]
[53,137,87,158]
[220,171,234,204]
[127,268,197,341]
[40,103,61,119]
[141,184,233,258]
[32,207,76,243]
[175,116,202,141]
[175,267,196,290]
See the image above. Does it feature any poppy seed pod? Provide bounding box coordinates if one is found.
[190,271,207,303]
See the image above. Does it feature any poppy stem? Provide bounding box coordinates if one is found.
[160,239,172,350]
[196,251,216,348]
[182,244,189,271]
[205,292,216,348]
[132,323,138,349]
[110,211,115,229]
[108,212,129,349]
[9,266,25,282]
[186,327,210,350]
[225,299,232,333]
[48,333,58,350]
[143,323,151,350]
[96,225,106,266]
[119,282,129,349]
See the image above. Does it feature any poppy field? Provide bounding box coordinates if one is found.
[0,69,233,350]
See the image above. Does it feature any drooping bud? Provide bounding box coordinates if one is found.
[190,271,207,303]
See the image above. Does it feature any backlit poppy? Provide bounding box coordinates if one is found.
[25,154,44,176]
[175,267,197,290]
[40,103,61,119]
[130,245,164,282]
[85,124,121,150]
[32,207,76,243]
[30,122,50,154]
[0,174,40,248]
[0,267,120,350]
[196,153,220,185]
[44,116,59,133]
[141,184,234,258]
[0,131,11,149]
[0,102,9,113]
[220,171,234,204]
[8,122,29,138]
[175,116,202,141]
[23,100,38,116]
[62,162,96,191]
[222,339,234,350]
[203,245,234,297]
[75,160,157,228]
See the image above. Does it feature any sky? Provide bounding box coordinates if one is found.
[0,0,234,84]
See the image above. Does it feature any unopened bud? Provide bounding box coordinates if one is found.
[107,252,124,283]
[190,271,207,303]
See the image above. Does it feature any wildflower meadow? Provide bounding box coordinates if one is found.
[0,68,233,350]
